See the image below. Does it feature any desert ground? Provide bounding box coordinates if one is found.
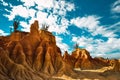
[53,66,120,80]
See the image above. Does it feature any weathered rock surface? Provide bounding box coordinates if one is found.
[63,48,110,70]
[0,20,73,80]
[72,48,95,69]
[0,20,120,80]
[63,51,75,68]
[109,59,120,72]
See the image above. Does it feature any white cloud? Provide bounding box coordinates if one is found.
[20,0,54,10]
[0,29,9,36]
[4,5,29,20]
[70,15,117,37]
[98,37,120,55]
[71,15,100,30]
[3,0,74,34]
[72,36,120,58]
[20,0,75,16]
[56,36,69,53]
[104,53,120,59]
[28,9,36,18]
[111,0,120,13]
[28,11,49,25]
[15,0,74,52]
[70,15,101,36]
[20,21,30,32]
[48,17,70,34]
[66,2,75,11]
[0,30,4,36]
[36,11,48,22]
[35,0,54,10]
[20,0,35,8]
[52,0,75,16]
[72,36,97,52]
[0,0,8,6]
[1,0,120,59]
[109,21,120,33]
[4,5,37,20]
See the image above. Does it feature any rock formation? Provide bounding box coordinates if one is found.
[0,20,120,80]
[71,48,95,69]
[63,51,75,68]
[0,20,74,80]
[63,48,110,70]
[110,59,120,72]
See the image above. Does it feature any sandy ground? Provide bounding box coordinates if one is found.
[52,66,120,80]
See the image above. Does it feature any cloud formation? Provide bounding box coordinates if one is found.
[72,36,120,58]
[70,15,120,58]
[2,0,74,54]
[0,29,9,36]
[56,36,69,53]
[0,0,120,58]
[70,15,117,38]
[4,0,75,34]
[111,0,120,13]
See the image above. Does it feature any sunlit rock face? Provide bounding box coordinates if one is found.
[0,20,74,80]
[0,20,119,80]
[71,48,95,69]
[110,59,120,72]
[63,48,110,70]
[63,51,75,68]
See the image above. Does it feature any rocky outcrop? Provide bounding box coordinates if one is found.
[71,48,95,69]
[93,57,110,67]
[63,51,75,68]
[110,59,120,72]
[63,48,110,70]
[0,20,74,80]
[0,20,120,80]
[0,47,43,80]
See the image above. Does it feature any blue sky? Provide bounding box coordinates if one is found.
[0,0,120,58]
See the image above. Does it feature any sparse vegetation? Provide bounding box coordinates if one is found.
[13,19,19,32]
[74,43,79,49]
[41,23,49,31]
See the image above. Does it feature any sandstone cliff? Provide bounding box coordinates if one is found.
[0,20,119,80]
[0,20,74,80]
[63,48,110,70]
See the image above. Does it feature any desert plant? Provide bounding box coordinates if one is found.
[13,19,19,32]
[41,23,49,31]
[74,43,79,49]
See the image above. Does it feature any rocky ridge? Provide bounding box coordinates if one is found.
[0,20,120,80]
[63,48,110,70]
[0,20,74,80]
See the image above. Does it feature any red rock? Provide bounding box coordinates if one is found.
[66,48,110,69]
[110,59,120,72]
[0,20,74,79]
[63,51,75,68]
[1,20,119,80]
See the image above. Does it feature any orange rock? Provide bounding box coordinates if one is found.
[110,59,120,72]
[0,20,75,79]
[66,48,110,69]
[63,51,75,68]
